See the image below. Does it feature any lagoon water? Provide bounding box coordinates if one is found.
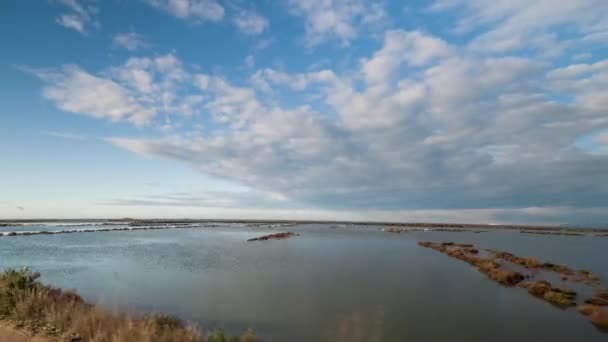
[1,223,607,341]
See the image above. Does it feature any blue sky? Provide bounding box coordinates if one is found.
[1,0,607,225]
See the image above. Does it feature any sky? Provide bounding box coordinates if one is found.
[1,0,607,225]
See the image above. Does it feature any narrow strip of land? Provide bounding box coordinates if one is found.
[1,219,607,233]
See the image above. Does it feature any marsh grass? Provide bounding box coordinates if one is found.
[0,268,259,341]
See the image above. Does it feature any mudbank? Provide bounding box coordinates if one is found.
[247,232,299,241]
[418,241,608,331]
[418,241,526,287]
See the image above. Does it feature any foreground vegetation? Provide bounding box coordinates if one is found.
[0,268,258,341]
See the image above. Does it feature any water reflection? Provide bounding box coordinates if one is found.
[1,224,607,341]
[327,307,385,342]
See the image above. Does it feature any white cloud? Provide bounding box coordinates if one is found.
[194,74,210,90]
[362,3,386,25]
[232,9,269,35]
[55,0,99,34]
[57,14,86,33]
[547,60,608,79]
[361,30,451,84]
[251,68,328,93]
[145,0,224,22]
[548,60,608,111]
[29,8,608,221]
[254,38,273,51]
[27,54,204,126]
[202,76,266,127]
[113,32,149,51]
[37,65,155,125]
[431,0,608,54]
[96,28,608,214]
[288,0,387,46]
[245,55,255,68]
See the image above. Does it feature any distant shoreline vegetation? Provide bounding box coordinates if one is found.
[0,268,259,342]
[1,219,607,232]
[1,220,608,238]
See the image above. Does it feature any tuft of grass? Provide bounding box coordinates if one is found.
[0,268,259,341]
[0,268,41,318]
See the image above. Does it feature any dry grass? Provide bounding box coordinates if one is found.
[0,268,259,342]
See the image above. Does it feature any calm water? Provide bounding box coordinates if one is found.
[1,223,607,341]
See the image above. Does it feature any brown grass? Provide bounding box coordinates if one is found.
[0,268,258,342]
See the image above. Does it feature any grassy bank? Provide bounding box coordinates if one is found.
[0,268,258,342]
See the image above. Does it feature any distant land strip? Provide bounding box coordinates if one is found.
[0,219,607,233]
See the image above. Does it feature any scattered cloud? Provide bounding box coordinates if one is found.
[25,1,608,223]
[100,29,607,212]
[55,0,100,34]
[145,0,224,22]
[28,65,155,126]
[254,38,273,51]
[288,0,387,46]
[113,32,149,51]
[361,30,451,84]
[26,54,204,126]
[547,60,608,110]
[232,9,269,35]
[244,55,255,68]
[431,0,608,54]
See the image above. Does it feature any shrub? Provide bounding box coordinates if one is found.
[0,268,258,341]
[0,268,40,318]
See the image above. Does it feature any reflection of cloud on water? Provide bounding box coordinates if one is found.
[327,306,385,342]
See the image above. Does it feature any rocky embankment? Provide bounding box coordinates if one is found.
[418,241,608,331]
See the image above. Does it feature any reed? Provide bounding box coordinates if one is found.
[0,268,258,342]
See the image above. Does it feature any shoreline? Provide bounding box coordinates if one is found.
[1,219,608,236]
